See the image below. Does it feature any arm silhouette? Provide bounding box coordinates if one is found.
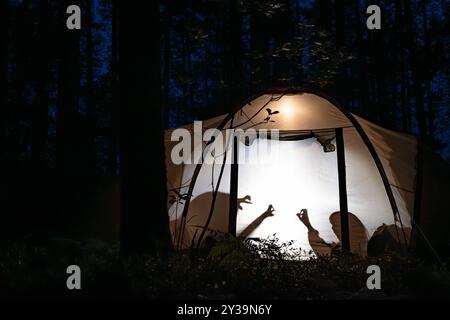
[297,209,335,255]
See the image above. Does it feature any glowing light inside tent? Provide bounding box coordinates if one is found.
[280,98,295,117]
[170,129,403,254]
[274,96,311,129]
[236,138,341,252]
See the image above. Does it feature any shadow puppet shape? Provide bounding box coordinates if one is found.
[297,209,369,257]
[170,192,252,248]
[237,205,275,239]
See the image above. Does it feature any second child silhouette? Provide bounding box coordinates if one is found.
[297,209,368,257]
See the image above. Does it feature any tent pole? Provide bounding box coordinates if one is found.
[411,138,423,251]
[336,128,350,252]
[229,135,239,236]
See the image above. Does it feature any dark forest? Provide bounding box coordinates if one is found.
[1,0,450,302]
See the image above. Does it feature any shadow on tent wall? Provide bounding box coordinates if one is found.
[76,143,450,263]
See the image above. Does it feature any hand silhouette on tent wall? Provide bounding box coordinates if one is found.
[297,209,369,257]
[297,209,337,256]
[238,195,252,210]
[238,204,275,239]
[171,192,254,248]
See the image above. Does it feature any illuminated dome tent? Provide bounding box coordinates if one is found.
[165,88,450,258]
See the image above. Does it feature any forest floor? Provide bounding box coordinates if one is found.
[0,236,449,300]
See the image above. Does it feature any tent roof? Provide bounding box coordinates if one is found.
[205,91,352,131]
[166,88,416,140]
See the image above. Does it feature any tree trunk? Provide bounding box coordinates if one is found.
[227,0,245,108]
[186,32,195,121]
[85,0,96,178]
[271,0,293,86]
[0,0,9,237]
[365,0,387,125]
[333,0,347,103]
[182,32,189,123]
[354,0,369,117]
[295,0,304,84]
[203,44,209,110]
[162,3,172,127]
[0,0,8,148]
[374,30,388,127]
[118,0,172,255]
[31,0,52,172]
[110,0,119,176]
[334,0,345,47]
[250,1,269,92]
[56,0,82,176]
[56,0,83,230]
[316,0,333,31]
[395,0,410,131]
[421,0,435,140]
[404,0,427,138]
[364,0,376,120]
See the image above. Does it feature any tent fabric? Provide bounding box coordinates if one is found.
[355,115,418,222]
[165,91,418,255]
[76,89,450,260]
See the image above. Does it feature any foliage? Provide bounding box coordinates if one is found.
[1,238,449,300]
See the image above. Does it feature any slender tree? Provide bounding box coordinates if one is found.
[0,0,8,149]
[118,0,172,255]
[185,26,195,122]
[353,0,369,116]
[249,1,270,92]
[404,0,427,138]
[314,0,333,31]
[421,0,435,140]
[334,0,345,47]
[56,0,84,227]
[10,2,33,160]
[395,0,410,131]
[270,0,293,85]
[162,1,172,127]
[110,0,119,176]
[332,0,347,102]
[0,0,9,237]
[227,0,245,106]
[294,0,305,84]
[85,0,97,177]
[31,0,52,173]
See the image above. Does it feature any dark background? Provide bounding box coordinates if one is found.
[1,0,449,254]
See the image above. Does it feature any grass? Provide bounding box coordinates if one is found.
[0,236,449,300]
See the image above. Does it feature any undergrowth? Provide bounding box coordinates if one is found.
[0,236,449,299]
